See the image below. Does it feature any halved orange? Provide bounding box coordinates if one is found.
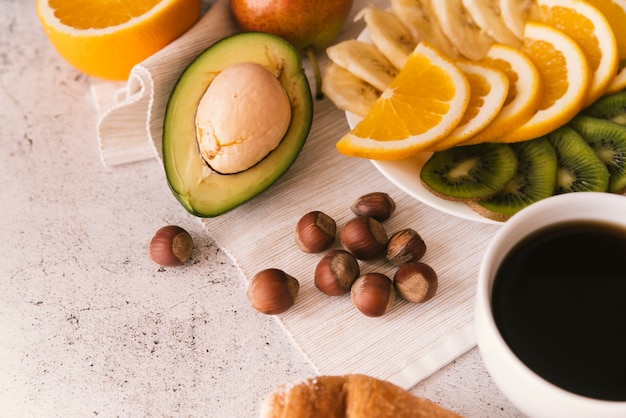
[429,60,509,151]
[336,42,470,160]
[536,0,618,105]
[462,43,543,145]
[36,0,202,80]
[585,0,626,93]
[500,22,590,143]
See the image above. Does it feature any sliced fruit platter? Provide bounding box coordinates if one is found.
[323,0,626,222]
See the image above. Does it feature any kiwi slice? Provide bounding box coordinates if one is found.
[570,115,626,194]
[548,125,609,194]
[467,138,557,221]
[420,143,518,201]
[583,90,626,125]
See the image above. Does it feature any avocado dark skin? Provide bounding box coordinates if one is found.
[162,32,313,217]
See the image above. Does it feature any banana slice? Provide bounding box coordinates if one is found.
[326,39,398,92]
[390,0,460,60]
[462,0,522,47]
[499,0,539,39]
[355,6,416,70]
[431,0,494,61]
[322,62,381,117]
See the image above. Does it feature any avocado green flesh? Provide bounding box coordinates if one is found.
[163,32,313,217]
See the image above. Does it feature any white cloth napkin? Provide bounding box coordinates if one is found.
[91,0,501,390]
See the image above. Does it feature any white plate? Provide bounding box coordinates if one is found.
[345,112,502,225]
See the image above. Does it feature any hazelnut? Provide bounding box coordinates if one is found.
[315,249,360,296]
[386,228,427,266]
[340,216,388,260]
[295,211,336,253]
[351,192,396,221]
[247,268,299,315]
[393,262,438,303]
[149,225,193,267]
[351,273,395,317]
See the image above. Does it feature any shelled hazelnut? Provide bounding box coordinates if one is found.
[149,225,193,267]
[314,249,360,296]
[340,216,388,260]
[247,268,299,315]
[351,192,396,221]
[351,272,395,317]
[393,262,438,303]
[386,228,427,266]
[295,211,336,253]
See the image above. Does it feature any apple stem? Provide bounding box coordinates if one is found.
[305,46,324,100]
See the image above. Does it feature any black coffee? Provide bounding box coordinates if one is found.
[492,220,626,401]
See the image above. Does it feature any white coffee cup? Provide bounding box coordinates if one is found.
[474,192,626,418]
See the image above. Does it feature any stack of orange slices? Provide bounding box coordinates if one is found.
[329,0,625,160]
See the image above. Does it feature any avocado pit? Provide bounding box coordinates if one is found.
[195,62,292,174]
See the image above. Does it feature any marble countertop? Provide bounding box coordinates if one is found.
[0,1,524,416]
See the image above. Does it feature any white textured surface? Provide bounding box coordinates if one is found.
[0,0,524,417]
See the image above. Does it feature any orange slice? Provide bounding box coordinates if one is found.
[36,0,201,80]
[585,0,626,93]
[500,22,590,143]
[336,42,470,160]
[429,60,509,151]
[536,0,618,106]
[462,43,543,145]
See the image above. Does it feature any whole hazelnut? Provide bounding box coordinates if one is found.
[149,225,193,267]
[393,262,438,303]
[315,249,360,296]
[247,268,299,315]
[386,228,427,266]
[295,211,336,253]
[340,216,388,260]
[351,272,395,317]
[351,192,396,221]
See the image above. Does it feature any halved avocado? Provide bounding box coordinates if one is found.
[163,32,313,217]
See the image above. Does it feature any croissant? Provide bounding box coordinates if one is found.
[260,374,463,417]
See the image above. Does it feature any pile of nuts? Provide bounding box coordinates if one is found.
[246,192,439,317]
